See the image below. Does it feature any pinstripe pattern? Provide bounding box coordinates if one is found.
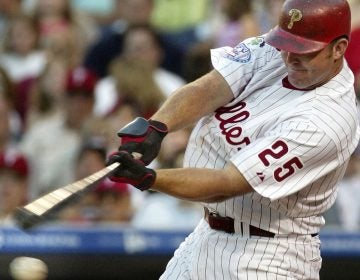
[161,221,321,280]
[160,36,359,279]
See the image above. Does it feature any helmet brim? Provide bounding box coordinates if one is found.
[265,26,328,54]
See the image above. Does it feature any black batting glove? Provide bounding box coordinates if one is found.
[107,151,156,191]
[117,117,168,165]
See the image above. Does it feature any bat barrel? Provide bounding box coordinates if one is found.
[13,162,122,231]
[13,207,44,230]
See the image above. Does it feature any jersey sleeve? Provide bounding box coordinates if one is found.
[210,36,273,99]
[230,118,340,201]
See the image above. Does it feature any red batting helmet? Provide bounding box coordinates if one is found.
[265,0,351,54]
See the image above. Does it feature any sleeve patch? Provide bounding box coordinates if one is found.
[225,43,251,63]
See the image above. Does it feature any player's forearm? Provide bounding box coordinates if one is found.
[151,70,233,132]
[151,165,253,203]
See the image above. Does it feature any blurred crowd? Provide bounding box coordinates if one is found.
[0,0,360,231]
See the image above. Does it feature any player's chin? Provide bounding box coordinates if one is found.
[287,75,313,90]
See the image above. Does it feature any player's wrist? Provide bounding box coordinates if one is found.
[148,119,168,136]
[108,151,156,191]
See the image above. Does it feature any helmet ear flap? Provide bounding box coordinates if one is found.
[265,0,351,54]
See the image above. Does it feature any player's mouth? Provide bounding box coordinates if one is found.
[287,67,309,80]
[288,67,307,73]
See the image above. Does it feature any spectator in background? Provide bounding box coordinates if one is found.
[110,58,165,119]
[0,151,29,225]
[0,93,29,225]
[31,0,98,69]
[0,67,22,141]
[0,15,45,83]
[131,192,202,230]
[25,58,68,128]
[0,93,23,157]
[71,0,117,27]
[20,66,98,200]
[0,15,47,126]
[94,24,185,117]
[56,136,106,223]
[150,0,210,76]
[336,153,360,231]
[212,0,260,48]
[181,41,213,83]
[97,180,134,224]
[182,0,260,82]
[84,0,154,78]
[121,24,186,97]
[0,0,23,51]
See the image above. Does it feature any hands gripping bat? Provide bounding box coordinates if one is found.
[14,117,165,230]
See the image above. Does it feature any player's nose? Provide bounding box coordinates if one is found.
[282,51,302,65]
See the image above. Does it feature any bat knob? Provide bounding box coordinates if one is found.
[13,207,43,230]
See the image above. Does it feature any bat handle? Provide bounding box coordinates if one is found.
[107,161,121,171]
[107,152,142,172]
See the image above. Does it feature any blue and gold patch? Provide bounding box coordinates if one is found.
[225,43,251,63]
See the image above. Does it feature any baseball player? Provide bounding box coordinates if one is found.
[108,0,360,279]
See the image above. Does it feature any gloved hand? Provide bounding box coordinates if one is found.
[117,117,168,165]
[107,151,156,191]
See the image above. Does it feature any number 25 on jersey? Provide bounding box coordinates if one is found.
[258,140,304,182]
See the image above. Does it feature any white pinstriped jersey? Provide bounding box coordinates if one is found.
[183,36,360,235]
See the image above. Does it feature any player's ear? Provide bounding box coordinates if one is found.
[332,37,349,60]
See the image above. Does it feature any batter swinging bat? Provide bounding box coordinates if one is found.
[14,162,120,230]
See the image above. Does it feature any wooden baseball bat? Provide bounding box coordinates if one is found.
[13,162,120,230]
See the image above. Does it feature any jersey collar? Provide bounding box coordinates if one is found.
[282,76,314,91]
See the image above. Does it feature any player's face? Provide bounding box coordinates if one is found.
[281,38,348,90]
